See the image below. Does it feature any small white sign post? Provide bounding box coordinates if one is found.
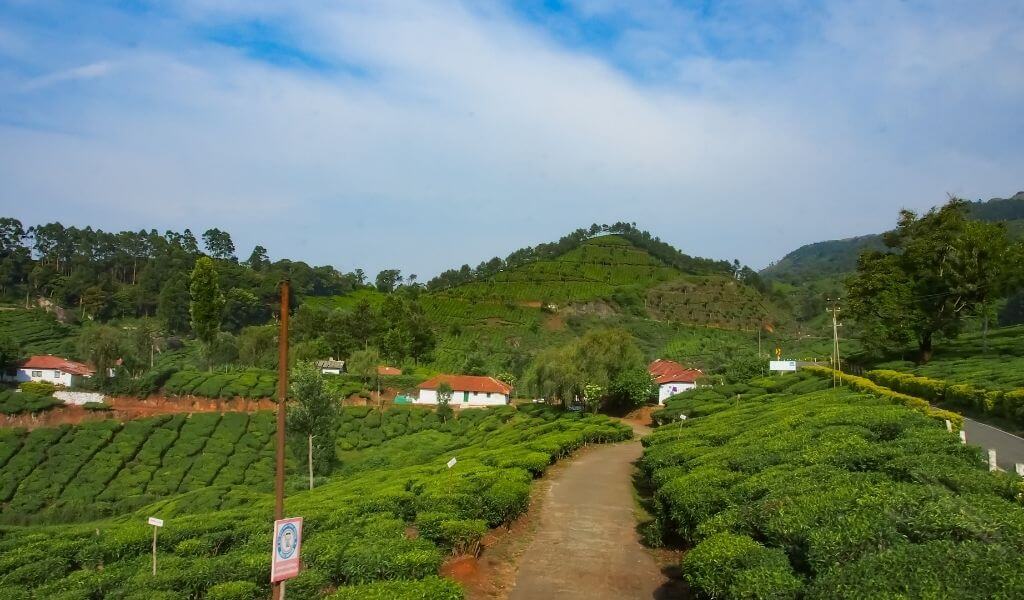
[944,419,952,432]
[271,517,303,596]
[1016,463,1024,477]
[989,449,998,472]
[447,457,458,469]
[147,517,164,575]
[959,431,967,444]
[679,414,687,429]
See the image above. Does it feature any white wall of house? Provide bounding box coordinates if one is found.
[13,368,79,387]
[658,382,696,404]
[417,389,509,406]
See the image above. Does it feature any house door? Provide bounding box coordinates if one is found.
[463,391,469,403]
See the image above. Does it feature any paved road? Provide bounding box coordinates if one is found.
[508,430,677,600]
[963,418,1024,472]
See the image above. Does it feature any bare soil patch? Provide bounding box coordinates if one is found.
[0,395,276,429]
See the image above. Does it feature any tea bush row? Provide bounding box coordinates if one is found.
[164,369,277,399]
[803,366,963,430]
[0,406,630,598]
[0,413,281,522]
[867,368,1024,426]
[643,377,1024,598]
[0,309,75,355]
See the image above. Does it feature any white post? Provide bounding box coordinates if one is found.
[959,431,967,444]
[308,434,314,491]
[1016,463,1024,477]
[152,524,158,575]
[988,449,998,472]
[944,419,952,432]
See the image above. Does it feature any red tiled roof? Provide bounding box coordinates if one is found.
[648,359,702,385]
[20,355,94,377]
[377,366,402,376]
[417,375,511,395]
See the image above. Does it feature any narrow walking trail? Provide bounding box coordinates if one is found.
[507,424,676,600]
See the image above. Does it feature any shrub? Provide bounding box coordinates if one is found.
[19,381,57,396]
[683,533,802,600]
[205,581,260,600]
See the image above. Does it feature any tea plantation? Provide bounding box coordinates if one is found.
[0,405,630,598]
[0,309,76,356]
[643,372,1024,599]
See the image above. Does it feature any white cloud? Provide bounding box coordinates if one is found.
[0,0,1021,275]
[19,60,114,91]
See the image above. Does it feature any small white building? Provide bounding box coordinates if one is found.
[648,359,703,405]
[5,355,96,388]
[416,375,511,407]
[314,359,345,375]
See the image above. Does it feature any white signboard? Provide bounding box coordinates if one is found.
[271,517,303,583]
[148,517,164,527]
[446,457,458,469]
[769,361,797,372]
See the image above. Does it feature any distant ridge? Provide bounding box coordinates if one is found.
[763,192,1024,284]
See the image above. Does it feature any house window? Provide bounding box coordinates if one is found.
[31,371,43,378]
[463,391,469,403]
[486,392,491,398]
[54,370,62,378]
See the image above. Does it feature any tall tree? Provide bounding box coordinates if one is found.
[847,199,1015,361]
[202,228,236,261]
[436,381,454,422]
[157,273,191,334]
[189,256,225,355]
[287,362,340,481]
[246,245,270,271]
[77,326,122,381]
[375,269,402,293]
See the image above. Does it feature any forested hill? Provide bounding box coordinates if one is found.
[763,191,1024,285]
[426,222,733,291]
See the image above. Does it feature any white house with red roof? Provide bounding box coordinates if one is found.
[416,374,511,407]
[7,355,96,387]
[648,359,703,404]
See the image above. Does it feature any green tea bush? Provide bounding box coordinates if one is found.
[0,309,74,355]
[682,533,802,600]
[805,366,963,430]
[18,381,56,396]
[0,405,630,597]
[644,382,1024,598]
[205,580,261,600]
[0,389,60,415]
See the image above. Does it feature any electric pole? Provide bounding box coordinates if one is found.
[826,298,842,388]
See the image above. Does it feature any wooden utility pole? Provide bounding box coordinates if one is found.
[273,280,290,600]
[826,298,842,387]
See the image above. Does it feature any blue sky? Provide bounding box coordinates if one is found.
[1,0,1022,277]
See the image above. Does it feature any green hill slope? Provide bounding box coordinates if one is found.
[763,192,1024,285]
[438,235,678,304]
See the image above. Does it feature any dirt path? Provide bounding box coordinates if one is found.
[505,423,680,600]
